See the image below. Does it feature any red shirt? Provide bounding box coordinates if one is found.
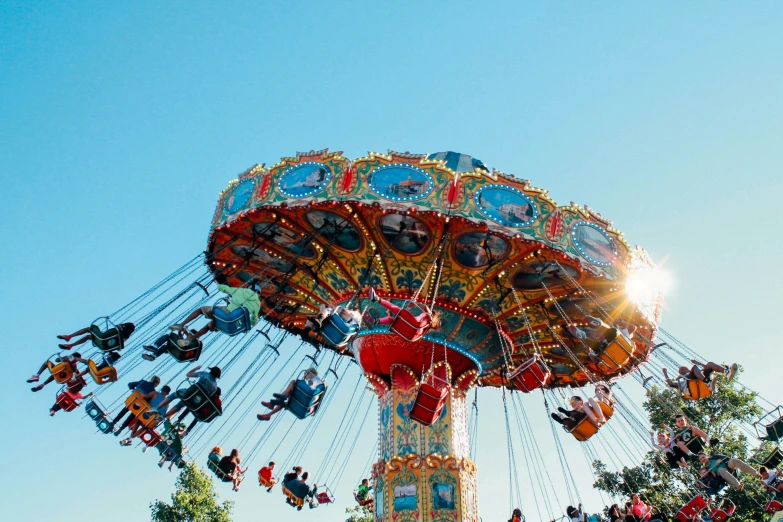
[259,467,273,480]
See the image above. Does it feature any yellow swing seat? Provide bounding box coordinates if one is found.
[680,378,712,401]
[47,360,74,384]
[597,333,633,371]
[569,415,600,441]
[87,360,118,385]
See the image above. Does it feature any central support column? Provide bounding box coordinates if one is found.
[367,362,479,522]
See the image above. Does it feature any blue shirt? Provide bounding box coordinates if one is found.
[130,379,155,395]
[194,371,218,396]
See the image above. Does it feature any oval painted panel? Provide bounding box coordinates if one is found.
[378,214,431,254]
[223,178,256,214]
[512,261,579,290]
[368,164,434,202]
[252,222,316,259]
[277,162,331,198]
[453,231,509,268]
[474,185,538,227]
[305,210,362,251]
[571,221,617,266]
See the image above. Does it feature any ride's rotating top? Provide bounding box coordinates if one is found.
[207,149,662,388]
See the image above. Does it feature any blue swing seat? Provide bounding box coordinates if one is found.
[85,398,113,434]
[213,305,251,336]
[287,379,326,420]
[320,309,359,348]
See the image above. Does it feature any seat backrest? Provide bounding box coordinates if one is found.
[88,360,118,384]
[47,360,75,384]
[570,416,599,441]
[165,333,202,362]
[212,306,250,336]
[767,418,783,441]
[181,384,221,422]
[288,381,326,419]
[685,379,712,401]
[90,325,123,352]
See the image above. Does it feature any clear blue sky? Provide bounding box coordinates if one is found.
[2,2,782,521]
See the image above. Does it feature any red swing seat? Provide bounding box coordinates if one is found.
[708,501,735,522]
[316,488,334,504]
[676,495,708,522]
[55,389,83,412]
[354,491,373,507]
[765,500,783,514]
[509,356,551,392]
[409,372,449,426]
[389,300,432,342]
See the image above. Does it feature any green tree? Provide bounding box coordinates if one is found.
[592,369,772,521]
[345,503,374,522]
[150,464,234,522]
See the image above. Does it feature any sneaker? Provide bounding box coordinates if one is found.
[261,401,274,409]
[169,324,183,331]
[58,343,71,350]
[142,353,156,361]
[26,375,40,383]
[49,410,56,416]
[143,345,158,352]
[368,287,379,302]
[31,384,44,392]
[257,413,272,421]
[119,439,131,446]
[56,334,72,341]
[266,487,273,492]
[726,363,738,381]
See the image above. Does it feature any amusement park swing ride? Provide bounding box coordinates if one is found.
[31,149,783,522]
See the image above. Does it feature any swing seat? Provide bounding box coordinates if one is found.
[124,391,161,428]
[165,333,203,363]
[56,390,82,412]
[676,495,708,522]
[85,399,106,421]
[680,433,706,454]
[90,324,123,352]
[755,408,783,442]
[287,379,327,420]
[258,474,276,489]
[84,398,113,433]
[139,429,162,447]
[316,488,334,504]
[569,415,600,441]
[409,373,449,426]
[597,333,633,371]
[598,400,615,420]
[320,309,359,348]
[389,300,432,342]
[758,447,783,469]
[178,383,222,422]
[47,360,75,384]
[354,492,373,506]
[765,500,783,514]
[708,503,735,522]
[508,356,551,393]
[282,485,305,508]
[680,378,712,401]
[87,360,118,385]
[212,305,251,336]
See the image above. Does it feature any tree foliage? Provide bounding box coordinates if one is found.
[345,503,374,522]
[150,464,233,522]
[592,369,772,521]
